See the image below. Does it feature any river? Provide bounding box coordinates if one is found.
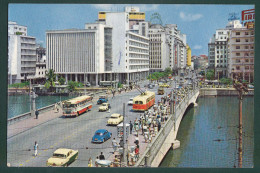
[8,95,74,119]
[160,96,254,168]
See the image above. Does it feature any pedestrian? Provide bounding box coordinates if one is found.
[158,122,161,132]
[130,121,133,134]
[35,109,39,119]
[112,138,120,154]
[88,157,93,167]
[134,145,140,160]
[99,152,105,160]
[95,156,99,167]
[134,134,139,145]
[108,104,111,113]
[34,141,38,156]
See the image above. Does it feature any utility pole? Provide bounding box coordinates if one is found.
[233,76,248,168]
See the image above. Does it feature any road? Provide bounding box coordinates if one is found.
[7,80,174,167]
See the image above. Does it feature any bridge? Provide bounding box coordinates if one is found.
[135,87,200,167]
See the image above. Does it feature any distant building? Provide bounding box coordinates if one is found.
[35,46,46,84]
[186,44,191,66]
[8,21,37,84]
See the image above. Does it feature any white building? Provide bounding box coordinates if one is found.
[35,46,47,84]
[46,24,111,86]
[8,21,37,84]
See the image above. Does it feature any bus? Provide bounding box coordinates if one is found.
[62,95,93,117]
[132,91,155,111]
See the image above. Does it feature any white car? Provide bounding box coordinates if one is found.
[128,98,133,105]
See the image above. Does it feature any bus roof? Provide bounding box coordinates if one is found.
[64,95,92,105]
[133,91,155,102]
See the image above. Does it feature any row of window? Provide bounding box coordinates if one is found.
[129,53,149,59]
[235,66,254,70]
[129,47,149,54]
[235,38,254,42]
[129,34,149,43]
[129,65,149,70]
[235,52,254,56]
[129,60,149,64]
[9,26,27,31]
[216,60,227,63]
[235,45,254,49]
[235,31,254,36]
[129,40,149,48]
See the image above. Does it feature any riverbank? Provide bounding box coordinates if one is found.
[199,88,254,96]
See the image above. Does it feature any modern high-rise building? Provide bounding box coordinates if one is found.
[8,21,37,84]
[46,7,149,86]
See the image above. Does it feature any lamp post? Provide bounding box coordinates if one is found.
[233,75,248,168]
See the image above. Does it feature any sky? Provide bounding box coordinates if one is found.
[8,4,254,56]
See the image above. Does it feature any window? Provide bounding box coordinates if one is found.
[236,53,240,56]
[245,59,249,62]
[251,31,254,35]
[245,46,249,49]
[217,60,219,63]
[245,32,249,35]
[236,39,240,42]
[236,32,240,35]
[236,66,240,70]
[245,66,249,70]
[245,39,249,42]
[236,46,240,49]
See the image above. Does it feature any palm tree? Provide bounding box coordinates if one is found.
[45,69,57,92]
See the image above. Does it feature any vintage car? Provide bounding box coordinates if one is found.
[97,95,108,104]
[157,88,165,95]
[91,129,112,143]
[107,113,123,125]
[99,103,110,111]
[46,148,78,167]
[128,98,134,105]
[159,83,170,88]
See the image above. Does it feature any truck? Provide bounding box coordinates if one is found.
[97,95,108,104]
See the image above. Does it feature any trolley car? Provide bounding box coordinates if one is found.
[132,91,155,111]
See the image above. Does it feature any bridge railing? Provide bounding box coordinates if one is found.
[135,87,200,167]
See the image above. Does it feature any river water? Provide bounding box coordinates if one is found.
[8,95,74,118]
[160,96,254,168]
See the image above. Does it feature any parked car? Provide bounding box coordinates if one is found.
[128,98,134,105]
[99,103,111,111]
[159,83,169,88]
[107,113,123,125]
[46,148,78,167]
[85,82,91,87]
[91,129,112,143]
[97,95,108,104]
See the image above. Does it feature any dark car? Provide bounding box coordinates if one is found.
[91,129,112,143]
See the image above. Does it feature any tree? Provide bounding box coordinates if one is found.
[164,67,172,76]
[58,76,65,85]
[67,81,76,92]
[206,70,215,80]
[45,69,57,91]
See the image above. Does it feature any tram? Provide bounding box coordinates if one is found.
[132,91,155,111]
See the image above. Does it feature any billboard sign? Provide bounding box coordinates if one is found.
[241,9,255,29]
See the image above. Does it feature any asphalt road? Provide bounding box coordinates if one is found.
[7,80,175,167]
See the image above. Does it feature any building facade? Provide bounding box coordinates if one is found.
[8,21,37,84]
[227,27,254,83]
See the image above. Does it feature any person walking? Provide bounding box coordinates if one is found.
[158,122,161,132]
[112,138,120,154]
[95,156,99,167]
[34,141,38,156]
[99,152,105,160]
[35,109,39,119]
[129,121,133,134]
[88,157,93,167]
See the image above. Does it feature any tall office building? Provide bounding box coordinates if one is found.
[8,21,37,84]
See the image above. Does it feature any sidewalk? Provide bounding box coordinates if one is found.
[7,109,62,138]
